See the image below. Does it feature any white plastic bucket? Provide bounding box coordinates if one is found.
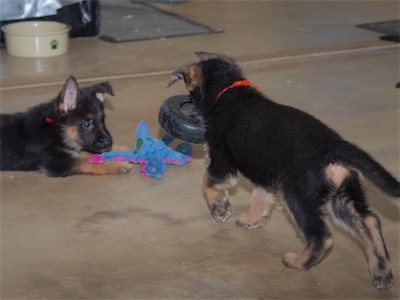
[2,21,70,58]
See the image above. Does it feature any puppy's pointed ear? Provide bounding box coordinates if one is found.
[167,72,185,88]
[59,76,79,115]
[195,51,235,63]
[90,82,114,102]
[168,65,202,91]
[195,51,215,61]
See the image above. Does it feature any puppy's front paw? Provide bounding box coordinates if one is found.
[210,200,232,223]
[282,252,307,270]
[109,162,133,175]
[103,161,133,175]
[235,212,267,229]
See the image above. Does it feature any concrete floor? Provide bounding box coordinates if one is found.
[1,0,399,299]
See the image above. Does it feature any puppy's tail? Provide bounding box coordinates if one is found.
[331,141,399,197]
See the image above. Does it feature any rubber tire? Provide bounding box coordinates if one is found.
[158,95,205,144]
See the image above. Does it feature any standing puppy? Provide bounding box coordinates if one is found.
[168,52,399,289]
[0,76,132,176]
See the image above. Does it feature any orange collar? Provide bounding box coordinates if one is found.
[215,80,260,102]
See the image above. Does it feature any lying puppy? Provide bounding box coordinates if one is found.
[0,76,132,176]
[168,52,399,289]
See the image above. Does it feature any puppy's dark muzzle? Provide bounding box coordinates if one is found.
[92,135,112,153]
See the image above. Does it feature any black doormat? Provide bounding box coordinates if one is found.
[356,20,399,42]
[99,1,221,43]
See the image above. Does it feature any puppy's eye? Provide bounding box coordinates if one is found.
[82,119,93,129]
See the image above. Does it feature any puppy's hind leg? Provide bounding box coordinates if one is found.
[236,186,276,229]
[328,172,394,290]
[281,190,333,270]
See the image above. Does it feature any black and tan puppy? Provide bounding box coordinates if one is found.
[0,76,132,176]
[168,52,399,289]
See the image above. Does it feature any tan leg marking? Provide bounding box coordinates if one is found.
[76,157,133,175]
[329,197,394,289]
[202,175,237,223]
[325,163,350,188]
[109,145,130,151]
[359,215,394,289]
[236,187,276,229]
[282,235,333,270]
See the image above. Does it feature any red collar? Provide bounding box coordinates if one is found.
[215,80,260,102]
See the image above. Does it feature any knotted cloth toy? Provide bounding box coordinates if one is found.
[89,121,192,179]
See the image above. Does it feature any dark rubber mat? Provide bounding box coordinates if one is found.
[99,1,221,43]
[356,20,399,42]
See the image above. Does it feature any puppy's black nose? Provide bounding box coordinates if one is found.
[94,136,112,151]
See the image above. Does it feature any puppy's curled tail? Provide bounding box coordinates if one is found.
[330,141,399,197]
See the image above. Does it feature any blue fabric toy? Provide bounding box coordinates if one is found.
[89,121,192,179]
